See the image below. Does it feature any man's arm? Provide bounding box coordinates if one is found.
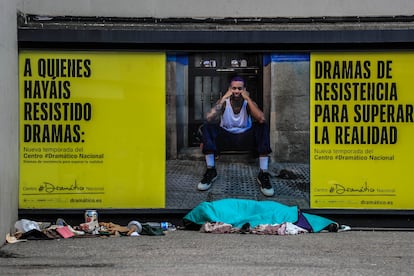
[205,89,233,122]
[242,91,265,123]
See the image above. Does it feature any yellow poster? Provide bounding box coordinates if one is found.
[310,52,414,209]
[19,51,166,209]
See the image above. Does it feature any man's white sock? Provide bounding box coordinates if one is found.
[206,154,215,168]
[259,156,268,171]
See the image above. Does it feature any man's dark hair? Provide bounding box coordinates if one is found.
[229,76,246,86]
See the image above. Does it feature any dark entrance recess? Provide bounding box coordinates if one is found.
[188,52,263,146]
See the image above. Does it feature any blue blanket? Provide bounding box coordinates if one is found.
[183,198,336,233]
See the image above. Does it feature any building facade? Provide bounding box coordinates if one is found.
[2,0,414,242]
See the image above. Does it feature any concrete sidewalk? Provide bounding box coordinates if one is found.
[1,229,414,275]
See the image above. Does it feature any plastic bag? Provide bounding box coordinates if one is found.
[15,219,41,233]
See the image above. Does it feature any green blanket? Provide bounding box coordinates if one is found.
[183,198,335,233]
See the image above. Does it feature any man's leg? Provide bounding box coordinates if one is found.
[253,122,274,197]
[254,122,272,157]
[197,123,219,191]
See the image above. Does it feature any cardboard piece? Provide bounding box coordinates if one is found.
[56,226,75,239]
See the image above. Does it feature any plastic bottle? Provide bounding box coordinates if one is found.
[144,222,176,231]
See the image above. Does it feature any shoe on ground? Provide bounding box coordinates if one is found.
[257,170,274,197]
[197,167,217,191]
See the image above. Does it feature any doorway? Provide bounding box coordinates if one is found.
[188,52,263,146]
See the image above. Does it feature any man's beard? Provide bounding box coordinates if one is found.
[230,94,242,101]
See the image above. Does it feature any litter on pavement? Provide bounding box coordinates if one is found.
[6,199,351,243]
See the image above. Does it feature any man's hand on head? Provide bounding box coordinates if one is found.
[221,90,234,104]
[241,90,250,100]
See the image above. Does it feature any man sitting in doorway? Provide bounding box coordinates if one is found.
[197,76,274,197]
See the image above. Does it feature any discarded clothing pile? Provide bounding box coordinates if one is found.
[183,198,351,235]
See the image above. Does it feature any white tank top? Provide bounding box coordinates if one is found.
[220,98,252,134]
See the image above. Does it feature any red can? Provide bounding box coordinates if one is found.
[85,210,98,223]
